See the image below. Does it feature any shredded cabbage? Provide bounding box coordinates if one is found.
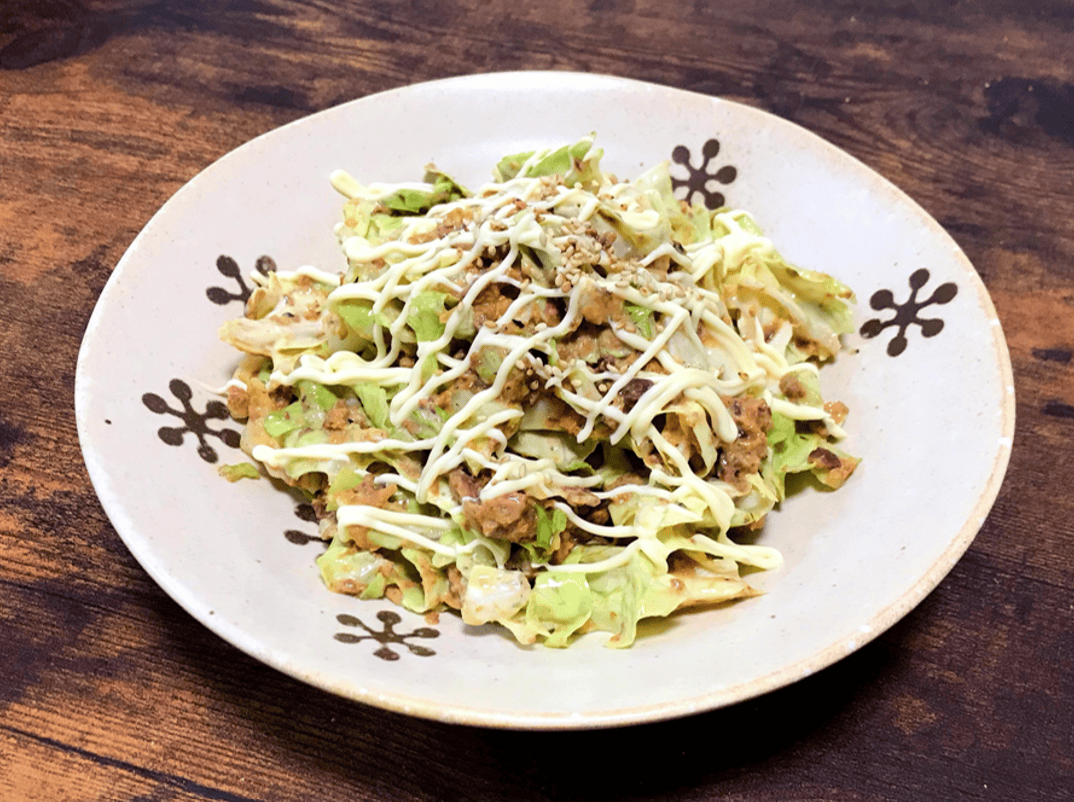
[218,136,858,648]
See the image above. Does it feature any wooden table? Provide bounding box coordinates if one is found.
[2,2,1071,799]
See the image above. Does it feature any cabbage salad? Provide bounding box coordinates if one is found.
[219,136,858,648]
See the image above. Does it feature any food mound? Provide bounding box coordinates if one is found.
[218,136,859,648]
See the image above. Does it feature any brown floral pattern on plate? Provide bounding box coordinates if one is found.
[334,611,440,660]
[142,379,240,463]
[206,254,277,306]
[860,268,958,356]
[670,138,738,209]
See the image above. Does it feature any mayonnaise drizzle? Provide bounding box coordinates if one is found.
[250,162,852,582]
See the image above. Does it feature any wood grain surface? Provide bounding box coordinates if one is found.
[2,1,1072,800]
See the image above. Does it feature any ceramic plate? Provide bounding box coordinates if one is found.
[75,72,1014,729]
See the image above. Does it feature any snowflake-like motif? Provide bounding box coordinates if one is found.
[206,255,277,305]
[670,139,738,209]
[859,268,958,356]
[334,611,439,660]
[142,379,240,463]
[284,502,322,545]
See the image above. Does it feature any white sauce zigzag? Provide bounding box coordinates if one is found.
[249,164,849,567]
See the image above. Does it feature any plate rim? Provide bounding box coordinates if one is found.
[75,70,1016,730]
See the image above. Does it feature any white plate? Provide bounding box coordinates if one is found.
[75,72,1014,729]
